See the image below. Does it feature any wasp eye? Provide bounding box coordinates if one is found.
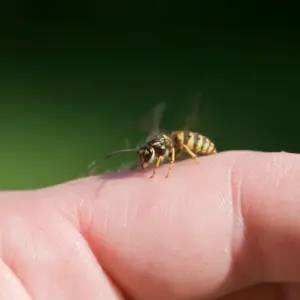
[144,152,151,159]
[142,148,153,161]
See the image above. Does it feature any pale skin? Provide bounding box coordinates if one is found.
[1,151,300,299]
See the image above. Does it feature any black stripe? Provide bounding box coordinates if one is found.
[200,136,206,153]
[183,131,189,145]
[206,139,212,154]
[193,132,198,151]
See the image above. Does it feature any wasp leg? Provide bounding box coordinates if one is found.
[165,147,175,178]
[182,144,199,164]
[150,156,163,178]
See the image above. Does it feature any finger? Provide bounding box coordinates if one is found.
[0,191,125,300]
[54,151,300,299]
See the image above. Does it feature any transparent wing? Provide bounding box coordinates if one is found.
[109,104,167,171]
[137,102,166,136]
[182,90,203,131]
[183,101,200,131]
[176,90,214,133]
[87,160,102,176]
[75,160,101,179]
[176,90,220,159]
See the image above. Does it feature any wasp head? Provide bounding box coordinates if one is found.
[138,145,155,169]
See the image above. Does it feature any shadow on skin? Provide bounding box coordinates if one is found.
[74,147,220,187]
[99,157,192,181]
[99,151,218,181]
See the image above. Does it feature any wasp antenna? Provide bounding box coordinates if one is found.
[105,148,138,159]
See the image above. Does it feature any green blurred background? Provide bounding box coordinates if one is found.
[0,2,299,190]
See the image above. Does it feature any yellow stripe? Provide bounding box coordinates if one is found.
[207,142,215,154]
[203,138,211,153]
[185,132,195,151]
[211,145,217,154]
[195,135,203,153]
[176,131,184,146]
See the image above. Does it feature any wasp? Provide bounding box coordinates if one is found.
[106,131,217,178]
[105,102,217,178]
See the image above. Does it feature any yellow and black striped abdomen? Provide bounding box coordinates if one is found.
[171,131,217,155]
[194,133,217,155]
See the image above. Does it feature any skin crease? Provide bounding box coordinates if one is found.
[0,151,300,299]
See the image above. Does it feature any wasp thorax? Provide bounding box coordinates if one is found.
[139,146,155,169]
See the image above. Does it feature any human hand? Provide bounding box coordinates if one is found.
[1,150,300,300]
